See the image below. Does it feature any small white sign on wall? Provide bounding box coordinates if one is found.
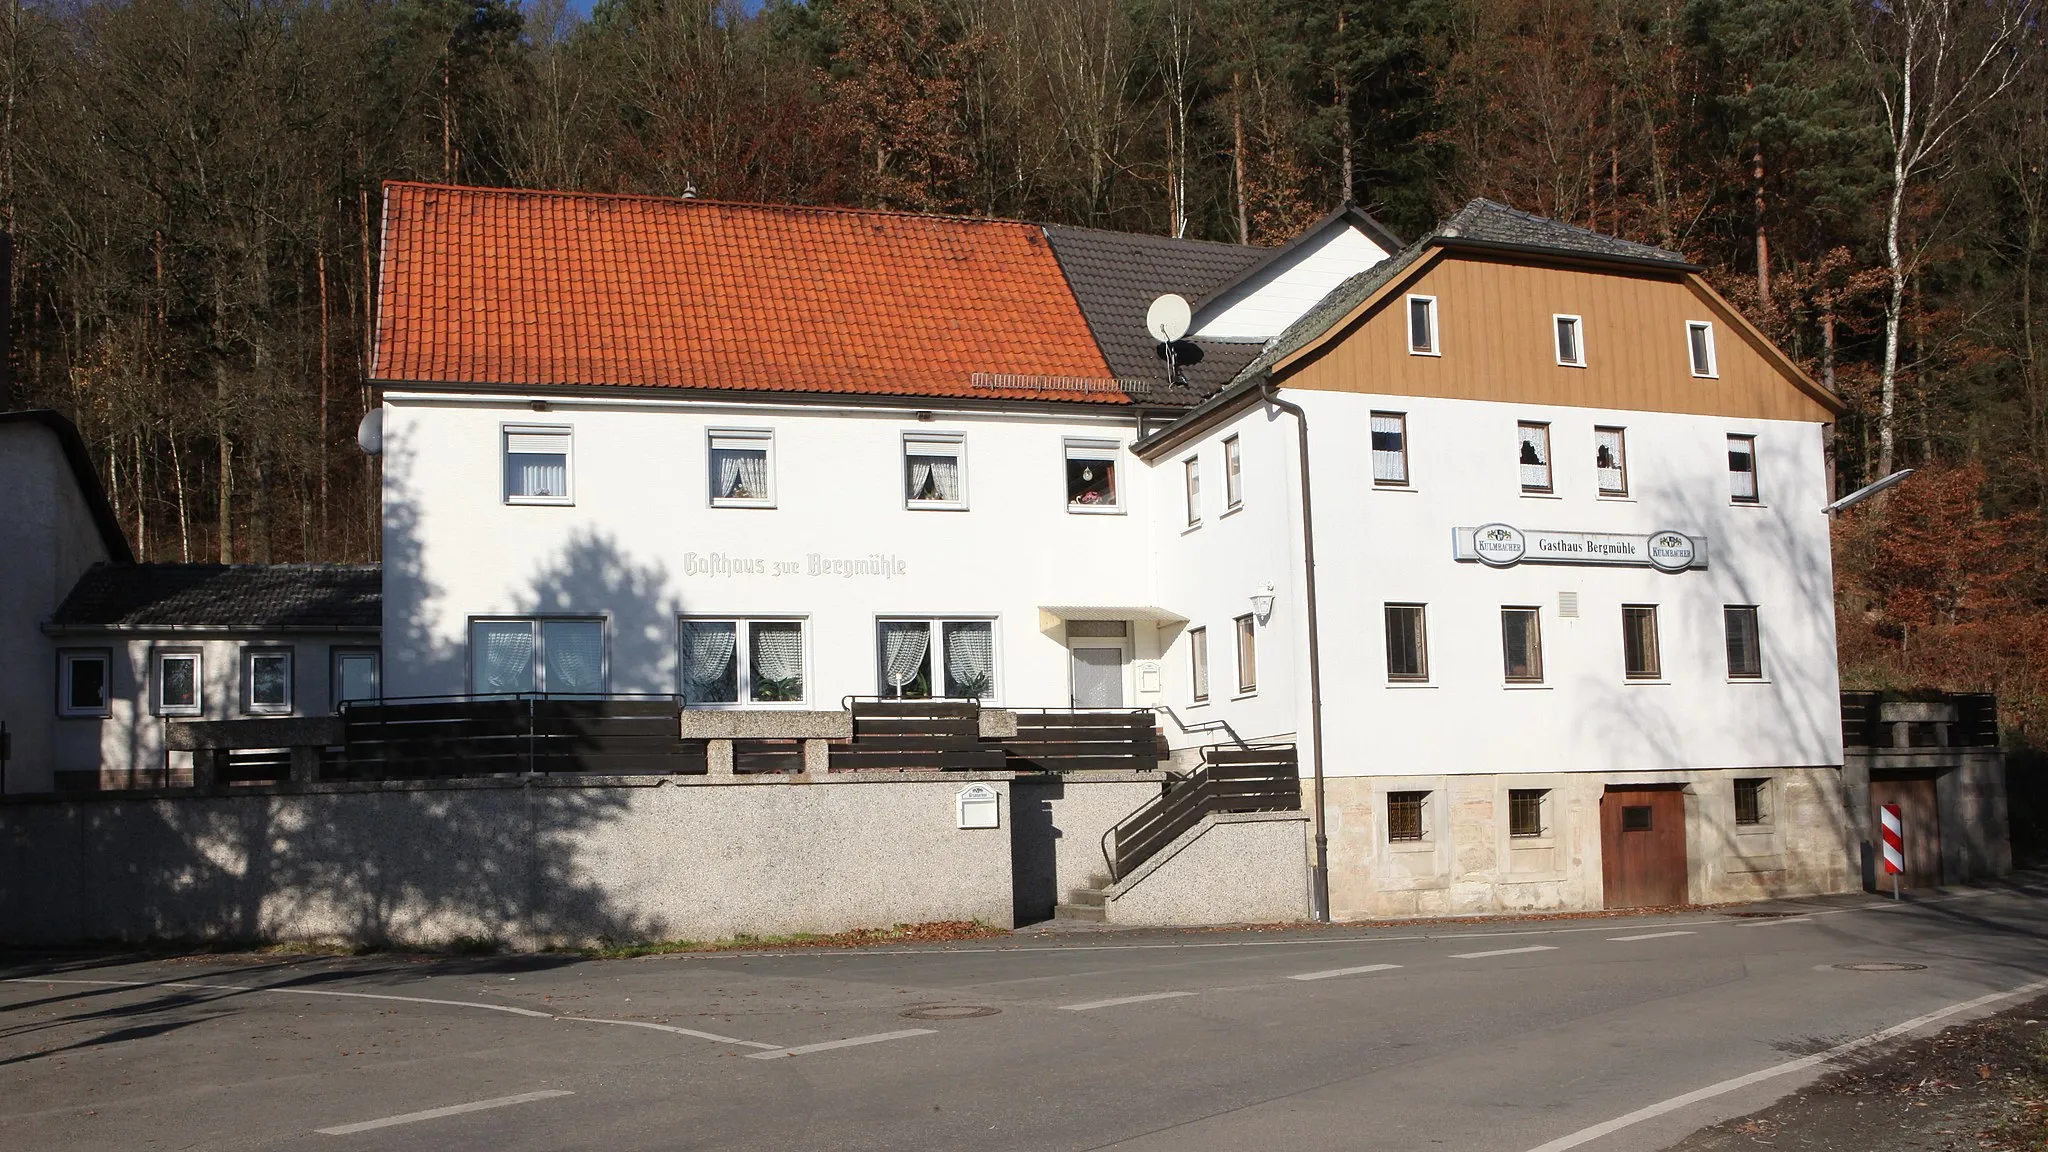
[956,783,1000,829]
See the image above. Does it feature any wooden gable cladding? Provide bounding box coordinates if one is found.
[1276,251,1840,424]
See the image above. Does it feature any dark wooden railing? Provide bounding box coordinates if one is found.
[329,696,706,780]
[1102,744,1300,882]
[1840,690,2001,751]
[828,699,1007,772]
[1004,709,1163,772]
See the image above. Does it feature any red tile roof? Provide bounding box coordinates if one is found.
[372,182,1124,404]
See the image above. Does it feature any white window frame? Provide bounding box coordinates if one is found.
[875,616,1002,702]
[154,649,203,717]
[1728,433,1761,504]
[708,428,776,509]
[1553,314,1585,367]
[680,616,810,707]
[1594,425,1628,497]
[1688,321,1718,378]
[1518,421,1553,494]
[1183,455,1202,528]
[503,423,573,506]
[331,647,381,712]
[1189,625,1210,703]
[242,646,294,715]
[903,431,967,511]
[1407,294,1439,356]
[1223,435,1243,509]
[467,617,609,696]
[1064,438,1123,514]
[1370,411,1409,486]
[57,649,112,718]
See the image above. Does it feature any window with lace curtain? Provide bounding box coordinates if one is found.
[1517,421,1552,493]
[468,618,606,695]
[504,425,571,505]
[1594,426,1628,496]
[681,618,806,705]
[903,432,967,510]
[876,618,997,700]
[708,428,774,508]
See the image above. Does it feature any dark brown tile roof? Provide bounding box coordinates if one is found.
[50,564,381,630]
[1042,225,1271,394]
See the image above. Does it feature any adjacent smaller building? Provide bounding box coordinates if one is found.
[42,564,381,791]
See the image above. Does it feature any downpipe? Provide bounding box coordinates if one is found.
[1260,383,1331,923]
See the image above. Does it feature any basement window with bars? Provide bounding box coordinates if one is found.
[1387,791,1430,843]
[1734,778,1771,826]
[1509,788,1548,838]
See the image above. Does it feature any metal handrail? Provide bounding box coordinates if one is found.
[1148,704,1250,749]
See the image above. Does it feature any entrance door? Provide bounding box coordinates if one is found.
[1870,776,1942,888]
[1601,786,1689,909]
[1071,647,1125,708]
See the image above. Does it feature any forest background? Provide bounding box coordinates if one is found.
[1,0,2044,752]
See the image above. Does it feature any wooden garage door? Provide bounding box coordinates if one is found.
[1601,786,1689,909]
[1870,775,1942,889]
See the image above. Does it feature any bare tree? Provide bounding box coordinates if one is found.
[1854,0,2038,475]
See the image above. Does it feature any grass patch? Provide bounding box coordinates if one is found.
[571,920,1007,959]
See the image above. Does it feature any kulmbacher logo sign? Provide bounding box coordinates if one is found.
[1472,523,1527,567]
[1645,531,1697,573]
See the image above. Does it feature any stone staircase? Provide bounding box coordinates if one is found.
[1053,873,1114,923]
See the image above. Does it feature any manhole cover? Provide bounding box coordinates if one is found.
[900,1004,1000,1020]
[1833,962,1929,972]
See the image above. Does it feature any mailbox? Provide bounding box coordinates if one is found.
[956,783,1000,829]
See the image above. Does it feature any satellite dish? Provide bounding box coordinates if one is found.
[1146,293,1191,344]
[356,408,384,457]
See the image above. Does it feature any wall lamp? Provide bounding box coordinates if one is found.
[1250,584,1276,621]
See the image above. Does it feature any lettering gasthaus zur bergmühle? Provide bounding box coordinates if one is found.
[681,551,911,579]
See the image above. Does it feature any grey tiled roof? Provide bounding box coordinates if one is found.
[1438,199,1691,265]
[1229,200,1693,388]
[1043,225,1271,395]
[51,564,381,630]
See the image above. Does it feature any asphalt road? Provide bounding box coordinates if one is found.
[3,882,2045,1152]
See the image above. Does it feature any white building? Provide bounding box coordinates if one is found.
[364,186,1856,916]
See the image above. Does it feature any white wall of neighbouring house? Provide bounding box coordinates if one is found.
[1289,389,1842,780]
[1147,401,1309,754]
[0,421,117,794]
[379,396,1165,709]
[1192,225,1393,342]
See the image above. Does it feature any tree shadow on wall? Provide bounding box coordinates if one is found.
[1,455,711,955]
[1568,476,1862,903]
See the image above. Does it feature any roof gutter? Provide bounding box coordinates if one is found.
[41,623,380,637]
[1258,380,1330,924]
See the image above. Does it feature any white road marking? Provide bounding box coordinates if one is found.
[1056,991,1198,1011]
[1451,945,1558,960]
[1518,975,2048,1152]
[4,977,783,1049]
[4,977,554,1018]
[1741,917,1814,927]
[316,1089,572,1135]
[745,1029,936,1059]
[1609,931,1696,942]
[1288,963,1403,982]
[556,1015,782,1049]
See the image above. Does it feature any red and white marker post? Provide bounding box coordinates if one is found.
[1880,802,1905,900]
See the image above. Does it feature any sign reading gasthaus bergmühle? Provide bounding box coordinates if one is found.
[1453,524,1707,571]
